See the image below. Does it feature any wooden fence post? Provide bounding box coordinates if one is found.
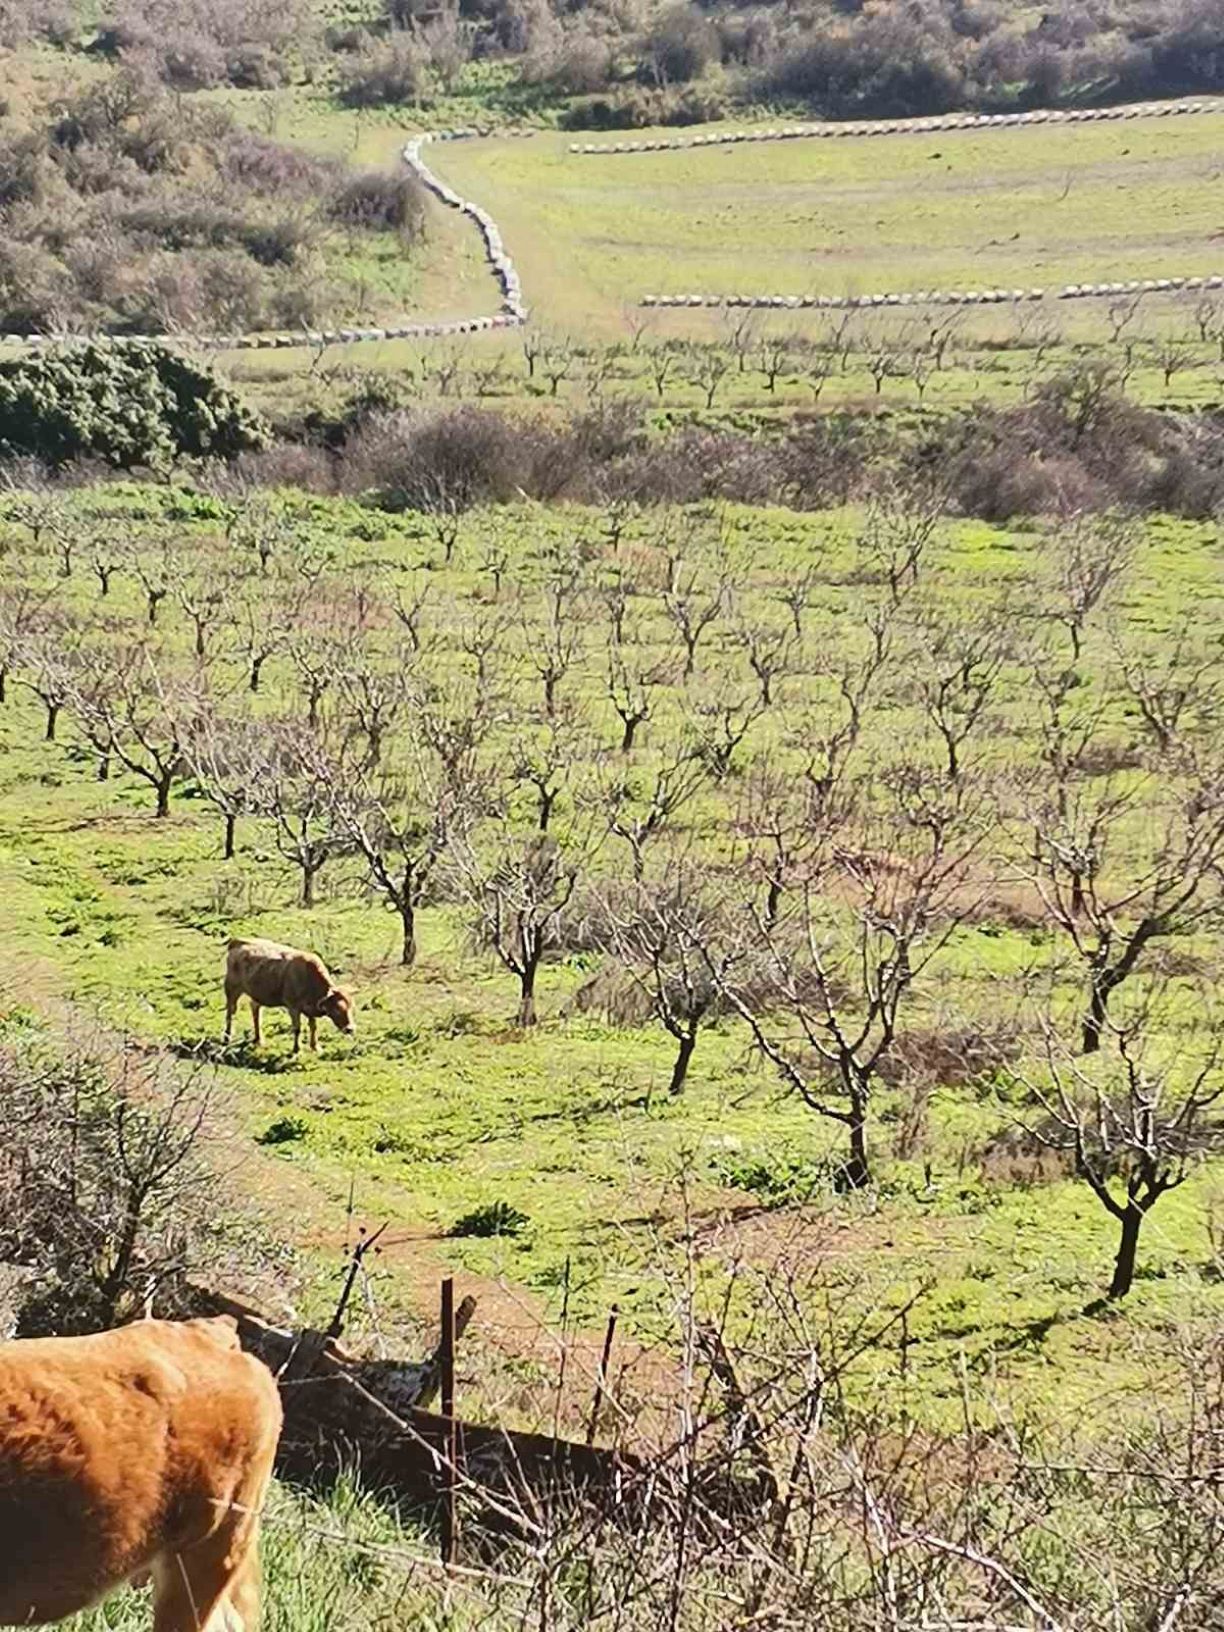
[586,1305,619,1447]
[440,1276,457,1566]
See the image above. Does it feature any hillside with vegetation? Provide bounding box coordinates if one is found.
[1,2,1223,1629]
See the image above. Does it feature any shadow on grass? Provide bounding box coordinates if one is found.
[169,1035,299,1074]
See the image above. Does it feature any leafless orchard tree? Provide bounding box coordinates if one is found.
[714,769,986,1188]
[645,341,681,401]
[67,644,197,817]
[1017,1010,1224,1297]
[732,614,798,709]
[1025,770,1224,1054]
[288,610,352,730]
[0,581,52,705]
[171,561,234,660]
[540,335,576,399]
[684,344,732,410]
[721,309,759,374]
[757,334,797,395]
[83,523,126,599]
[336,655,407,769]
[856,483,944,606]
[254,727,351,908]
[605,642,670,753]
[330,735,478,966]
[1042,513,1137,664]
[454,832,583,1027]
[510,709,586,834]
[772,564,819,639]
[233,583,301,694]
[1,473,74,577]
[123,534,174,626]
[589,863,740,1096]
[16,616,84,741]
[182,706,271,860]
[603,751,708,882]
[663,552,728,681]
[913,608,1010,783]
[526,584,584,719]
[226,493,294,577]
[688,684,766,779]
[1109,623,1221,757]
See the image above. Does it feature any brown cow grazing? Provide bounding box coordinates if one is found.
[224,936,356,1053]
[0,1315,282,1631]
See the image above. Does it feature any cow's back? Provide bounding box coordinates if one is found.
[227,938,329,1012]
[0,1318,282,1623]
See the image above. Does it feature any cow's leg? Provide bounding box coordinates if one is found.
[224,990,237,1044]
[250,1001,262,1047]
[308,1015,318,1052]
[290,1009,301,1053]
[150,1523,256,1632]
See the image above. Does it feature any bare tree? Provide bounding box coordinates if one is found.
[645,342,680,401]
[68,645,195,817]
[857,483,944,605]
[732,616,797,709]
[233,585,298,694]
[1042,513,1137,664]
[663,553,727,681]
[84,524,125,599]
[590,864,738,1096]
[688,685,766,779]
[1148,333,1196,390]
[332,737,475,966]
[172,564,233,660]
[604,752,707,881]
[605,643,669,754]
[0,582,51,705]
[227,493,294,577]
[684,345,732,410]
[255,729,350,908]
[757,334,796,395]
[773,564,819,639]
[1019,1014,1224,1297]
[124,535,173,626]
[721,309,759,374]
[336,656,406,769]
[456,833,582,1026]
[17,617,83,741]
[540,336,576,398]
[914,610,1010,783]
[1026,771,1224,1053]
[510,710,585,834]
[714,769,985,1187]
[183,707,269,860]
[1110,624,1220,757]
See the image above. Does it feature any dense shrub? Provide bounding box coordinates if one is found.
[0,343,268,469]
[0,78,418,335]
[637,2,720,86]
[562,82,732,128]
[93,0,308,91]
[329,169,427,240]
[337,35,429,106]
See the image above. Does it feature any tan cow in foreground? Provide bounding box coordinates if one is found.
[0,1316,282,1631]
[224,937,356,1053]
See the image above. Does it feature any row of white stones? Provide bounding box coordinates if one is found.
[572,98,1218,155]
[643,274,1224,310]
[1,129,528,352]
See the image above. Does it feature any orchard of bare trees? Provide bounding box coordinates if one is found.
[1,479,1222,1304]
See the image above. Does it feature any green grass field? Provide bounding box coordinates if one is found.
[430,109,1224,333]
[2,485,1222,1451]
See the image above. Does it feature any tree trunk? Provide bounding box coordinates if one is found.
[0,667,5,703]
[539,789,555,832]
[669,1031,696,1096]
[517,962,538,1027]
[45,703,59,741]
[147,593,162,625]
[195,623,206,658]
[155,772,173,818]
[250,658,263,693]
[1109,1206,1143,1299]
[97,756,109,782]
[224,812,236,861]
[844,1094,871,1189]
[302,863,317,909]
[400,900,417,967]
[621,714,642,753]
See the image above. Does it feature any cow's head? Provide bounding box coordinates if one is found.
[322,987,356,1036]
